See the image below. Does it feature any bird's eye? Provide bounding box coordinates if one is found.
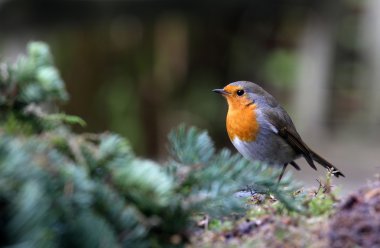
[236,89,245,96]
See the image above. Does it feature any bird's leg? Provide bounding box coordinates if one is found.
[278,163,288,183]
[290,161,301,170]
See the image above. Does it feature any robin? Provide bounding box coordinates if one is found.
[213,81,344,181]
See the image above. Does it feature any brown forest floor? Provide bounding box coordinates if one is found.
[189,178,380,248]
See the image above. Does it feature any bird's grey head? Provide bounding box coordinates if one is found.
[227,81,278,108]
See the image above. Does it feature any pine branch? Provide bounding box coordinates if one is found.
[0,42,71,134]
[168,125,304,213]
[168,125,215,165]
[0,42,307,247]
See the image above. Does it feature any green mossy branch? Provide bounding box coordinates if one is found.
[0,42,306,247]
[168,125,304,213]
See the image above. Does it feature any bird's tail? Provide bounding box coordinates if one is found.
[309,149,345,178]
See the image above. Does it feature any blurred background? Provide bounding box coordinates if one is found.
[0,0,379,194]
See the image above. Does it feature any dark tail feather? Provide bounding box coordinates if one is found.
[278,127,344,177]
[309,149,345,178]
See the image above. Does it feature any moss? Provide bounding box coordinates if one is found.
[308,191,335,216]
[190,174,341,248]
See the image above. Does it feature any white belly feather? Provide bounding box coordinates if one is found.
[231,126,297,166]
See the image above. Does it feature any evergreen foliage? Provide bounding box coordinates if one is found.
[0,42,303,247]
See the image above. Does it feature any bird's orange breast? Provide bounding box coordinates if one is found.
[226,101,259,142]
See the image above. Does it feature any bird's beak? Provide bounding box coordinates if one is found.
[212,89,229,96]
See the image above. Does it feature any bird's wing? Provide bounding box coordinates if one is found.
[264,107,317,170]
[278,126,317,170]
[264,107,344,177]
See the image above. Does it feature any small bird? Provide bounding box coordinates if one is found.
[213,81,344,181]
